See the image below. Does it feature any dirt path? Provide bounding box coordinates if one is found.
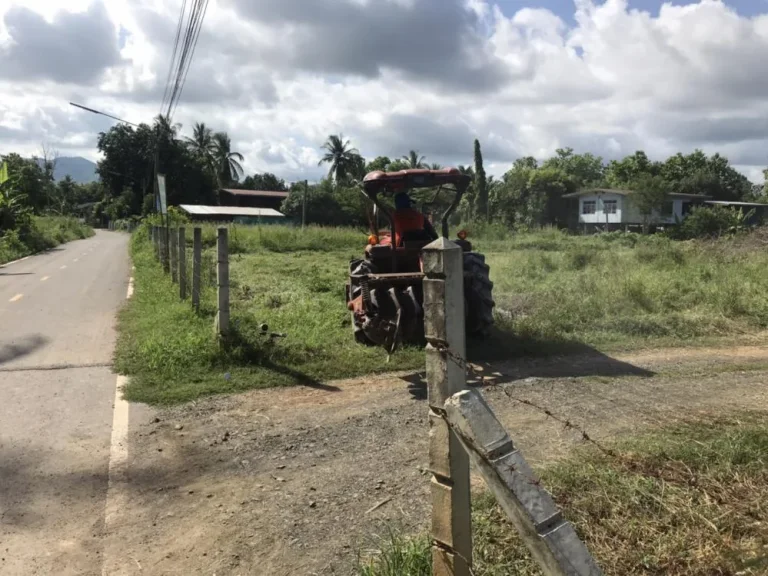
[108,345,768,575]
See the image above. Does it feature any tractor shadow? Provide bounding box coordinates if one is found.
[403,326,654,400]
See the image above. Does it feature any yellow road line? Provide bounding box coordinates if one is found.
[9,293,23,303]
[41,276,50,282]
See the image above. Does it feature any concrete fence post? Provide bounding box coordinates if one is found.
[422,237,472,576]
[444,390,603,576]
[216,227,229,337]
[178,227,187,299]
[162,227,170,273]
[192,227,202,313]
[169,229,178,283]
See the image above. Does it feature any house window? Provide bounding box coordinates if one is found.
[661,201,674,218]
[582,200,596,215]
[603,200,617,214]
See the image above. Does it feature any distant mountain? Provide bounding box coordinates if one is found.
[35,156,98,184]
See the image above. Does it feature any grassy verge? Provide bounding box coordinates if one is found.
[115,226,423,404]
[0,216,94,265]
[358,415,768,575]
[117,224,768,404]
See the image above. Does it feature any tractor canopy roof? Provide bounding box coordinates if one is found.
[363,168,470,195]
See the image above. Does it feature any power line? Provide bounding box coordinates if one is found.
[162,0,209,121]
[160,0,188,114]
[170,0,209,119]
[69,102,138,127]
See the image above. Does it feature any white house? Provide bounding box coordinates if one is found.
[562,189,709,227]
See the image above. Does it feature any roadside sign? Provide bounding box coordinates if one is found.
[157,173,168,215]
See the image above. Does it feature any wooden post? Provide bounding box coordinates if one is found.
[192,227,202,313]
[445,390,603,576]
[216,227,229,337]
[302,179,308,230]
[152,226,158,259]
[169,229,178,283]
[178,227,187,299]
[422,237,472,576]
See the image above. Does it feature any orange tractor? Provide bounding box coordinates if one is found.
[346,168,494,352]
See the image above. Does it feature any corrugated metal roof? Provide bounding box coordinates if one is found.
[563,189,711,199]
[220,189,289,198]
[179,205,285,217]
[705,201,768,207]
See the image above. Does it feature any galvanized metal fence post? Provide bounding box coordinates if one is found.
[192,227,202,313]
[169,229,178,283]
[178,227,187,299]
[422,237,472,575]
[216,227,229,337]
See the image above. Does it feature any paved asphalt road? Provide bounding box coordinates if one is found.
[0,231,132,575]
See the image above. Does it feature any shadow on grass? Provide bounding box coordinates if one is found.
[403,325,654,399]
[221,326,341,393]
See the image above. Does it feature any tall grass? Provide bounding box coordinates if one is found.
[480,228,768,348]
[0,216,94,265]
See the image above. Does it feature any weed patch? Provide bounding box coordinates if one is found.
[359,415,768,575]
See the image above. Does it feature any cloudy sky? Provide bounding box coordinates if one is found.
[0,0,767,183]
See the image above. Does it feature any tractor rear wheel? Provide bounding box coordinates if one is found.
[463,252,495,337]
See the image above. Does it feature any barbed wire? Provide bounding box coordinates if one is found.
[433,342,617,458]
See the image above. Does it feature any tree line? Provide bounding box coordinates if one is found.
[281,134,767,229]
[2,120,767,234]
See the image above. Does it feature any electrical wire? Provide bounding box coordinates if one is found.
[163,0,209,121]
[160,0,188,115]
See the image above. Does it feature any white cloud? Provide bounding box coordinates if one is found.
[0,0,766,183]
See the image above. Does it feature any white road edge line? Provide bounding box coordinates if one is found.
[102,276,134,576]
[0,254,31,268]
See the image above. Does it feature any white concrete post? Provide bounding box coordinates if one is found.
[444,390,603,576]
[192,227,202,313]
[178,227,187,299]
[169,229,178,283]
[162,227,170,273]
[216,227,229,337]
[422,237,472,576]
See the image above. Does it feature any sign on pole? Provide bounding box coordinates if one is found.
[157,173,168,215]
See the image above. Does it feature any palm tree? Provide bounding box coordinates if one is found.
[212,132,244,186]
[153,114,180,142]
[402,150,427,169]
[185,122,215,166]
[319,134,361,182]
[430,162,443,170]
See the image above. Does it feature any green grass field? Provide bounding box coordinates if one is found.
[116,224,768,404]
[358,415,768,575]
[0,216,94,265]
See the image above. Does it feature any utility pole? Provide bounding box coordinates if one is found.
[302,179,308,230]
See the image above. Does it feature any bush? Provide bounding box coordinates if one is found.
[672,205,751,239]
[0,216,93,264]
